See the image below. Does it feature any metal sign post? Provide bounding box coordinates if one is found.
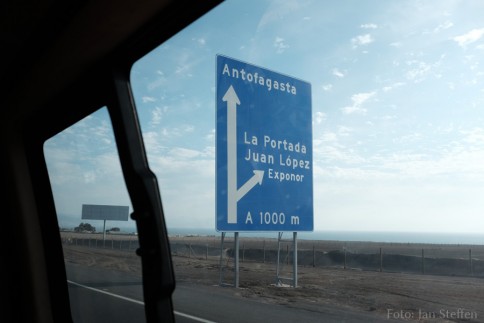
[275,232,298,288]
[293,232,298,288]
[102,219,106,247]
[219,232,226,286]
[218,231,240,288]
[234,232,239,288]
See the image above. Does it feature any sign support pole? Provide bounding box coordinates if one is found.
[219,232,226,286]
[102,219,107,247]
[234,232,239,288]
[293,232,298,288]
[276,232,282,284]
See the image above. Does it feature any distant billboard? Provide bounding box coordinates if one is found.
[81,204,129,221]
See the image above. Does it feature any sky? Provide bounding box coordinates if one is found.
[45,0,484,234]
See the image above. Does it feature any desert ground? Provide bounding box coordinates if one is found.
[62,232,484,322]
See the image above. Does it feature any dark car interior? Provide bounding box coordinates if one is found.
[1,1,222,322]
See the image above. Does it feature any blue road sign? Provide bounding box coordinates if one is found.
[216,55,313,232]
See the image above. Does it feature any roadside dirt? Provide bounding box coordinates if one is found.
[63,243,484,322]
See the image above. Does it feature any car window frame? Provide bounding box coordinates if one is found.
[18,1,223,322]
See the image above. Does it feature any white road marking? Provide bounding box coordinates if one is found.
[67,280,217,323]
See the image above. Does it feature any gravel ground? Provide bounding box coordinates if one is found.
[63,241,484,322]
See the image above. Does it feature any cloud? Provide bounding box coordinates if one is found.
[150,106,166,126]
[175,64,191,75]
[351,34,374,48]
[257,1,304,28]
[453,28,484,48]
[147,75,167,91]
[170,147,202,159]
[338,126,352,136]
[315,144,366,165]
[360,23,378,29]
[341,91,376,115]
[172,53,206,78]
[274,37,289,53]
[382,82,405,92]
[433,21,453,33]
[393,132,422,144]
[142,131,165,155]
[142,96,156,103]
[322,84,333,91]
[376,147,484,180]
[342,106,367,115]
[205,129,215,141]
[321,131,337,142]
[159,124,195,139]
[314,111,326,124]
[332,68,345,78]
[194,37,206,45]
[150,148,214,176]
[404,60,437,83]
[461,127,484,145]
[380,115,396,121]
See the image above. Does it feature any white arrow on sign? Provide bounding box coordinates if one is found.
[237,170,264,202]
[223,85,264,224]
[223,85,240,224]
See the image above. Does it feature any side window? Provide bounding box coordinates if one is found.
[44,107,145,323]
[128,1,484,322]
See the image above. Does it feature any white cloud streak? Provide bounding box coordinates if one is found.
[453,28,484,48]
[274,37,289,53]
[351,34,374,48]
[360,23,378,29]
[332,68,345,78]
[341,91,376,115]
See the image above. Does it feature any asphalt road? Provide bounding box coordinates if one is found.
[66,263,390,322]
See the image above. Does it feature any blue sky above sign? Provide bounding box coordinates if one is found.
[216,54,313,232]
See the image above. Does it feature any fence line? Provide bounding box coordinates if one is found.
[61,234,484,278]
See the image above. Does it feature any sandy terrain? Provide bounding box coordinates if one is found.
[62,233,484,322]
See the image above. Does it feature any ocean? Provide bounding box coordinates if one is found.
[167,228,484,245]
[59,212,484,245]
